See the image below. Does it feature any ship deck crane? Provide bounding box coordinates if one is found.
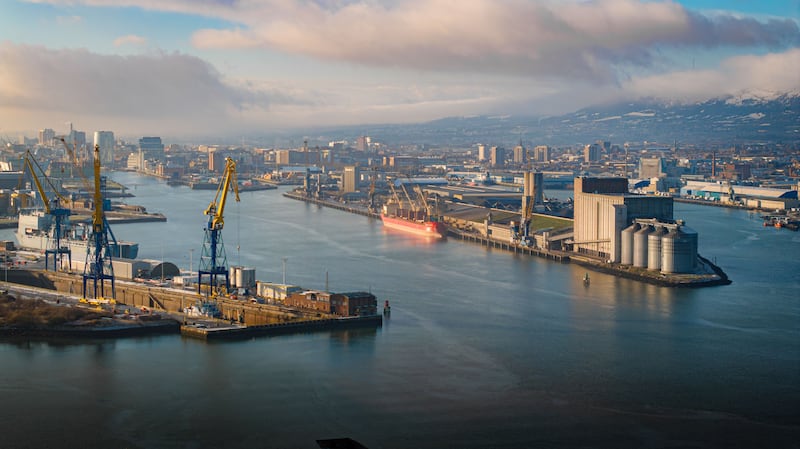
[20,150,72,271]
[400,183,418,214]
[82,144,118,303]
[198,157,240,296]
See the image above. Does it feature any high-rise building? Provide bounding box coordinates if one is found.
[39,128,55,146]
[343,166,360,193]
[477,144,486,162]
[94,131,115,166]
[513,145,526,164]
[490,146,506,167]
[584,143,601,163]
[534,145,550,163]
[208,148,228,172]
[139,136,165,161]
[356,136,371,152]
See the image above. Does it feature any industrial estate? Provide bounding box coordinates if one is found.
[0,127,798,338]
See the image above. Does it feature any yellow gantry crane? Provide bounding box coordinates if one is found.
[82,144,118,303]
[20,150,73,271]
[198,157,240,295]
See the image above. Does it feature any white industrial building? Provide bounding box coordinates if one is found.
[572,177,700,273]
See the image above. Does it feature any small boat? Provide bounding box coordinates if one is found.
[383,300,391,315]
[583,273,590,286]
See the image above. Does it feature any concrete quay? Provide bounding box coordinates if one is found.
[5,270,382,340]
[181,315,383,341]
[283,193,730,288]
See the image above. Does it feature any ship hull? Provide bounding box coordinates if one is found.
[15,211,139,259]
[381,215,446,238]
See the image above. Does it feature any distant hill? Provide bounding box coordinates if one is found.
[325,92,800,148]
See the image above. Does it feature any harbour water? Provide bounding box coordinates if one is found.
[1,172,798,448]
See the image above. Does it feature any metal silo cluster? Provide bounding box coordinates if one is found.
[619,219,697,274]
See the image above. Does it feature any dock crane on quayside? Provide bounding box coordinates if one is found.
[82,144,118,303]
[20,150,72,271]
[198,157,240,296]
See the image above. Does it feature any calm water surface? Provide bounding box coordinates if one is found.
[1,172,798,448]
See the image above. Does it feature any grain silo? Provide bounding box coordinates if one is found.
[661,226,698,274]
[647,226,668,271]
[633,225,653,268]
[620,222,640,265]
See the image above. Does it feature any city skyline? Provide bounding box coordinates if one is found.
[0,0,798,138]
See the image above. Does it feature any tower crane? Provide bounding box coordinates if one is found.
[20,150,72,271]
[82,144,119,303]
[198,157,240,296]
[59,137,93,196]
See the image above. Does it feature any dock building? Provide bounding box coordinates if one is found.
[284,290,377,316]
[572,177,679,265]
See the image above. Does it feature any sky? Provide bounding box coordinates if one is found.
[0,0,798,139]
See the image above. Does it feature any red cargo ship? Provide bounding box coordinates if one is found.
[381,182,447,238]
[381,213,446,238]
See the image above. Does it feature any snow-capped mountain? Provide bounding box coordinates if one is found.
[346,92,799,147]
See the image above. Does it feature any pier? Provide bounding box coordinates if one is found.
[283,191,730,288]
[448,228,569,262]
[283,191,379,218]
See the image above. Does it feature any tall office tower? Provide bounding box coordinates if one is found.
[343,166,360,193]
[477,144,486,162]
[208,148,228,172]
[356,136,371,152]
[584,143,601,163]
[39,128,55,146]
[490,146,506,167]
[94,131,115,166]
[513,145,526,164]
[139,136,165,161]
[534,145,550,163]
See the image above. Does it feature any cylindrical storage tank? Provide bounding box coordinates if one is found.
[661,227,698,274]
[241,267,256,289]
[681,225,698,272]
[620,222,640,265]
[647,227,667,271]
[633,225,653,268]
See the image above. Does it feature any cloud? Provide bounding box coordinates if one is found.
[113,34,148,47]
[0,42,306,136]
[187,0,799,84]
[620,48,800,102]
[27,1,800,84]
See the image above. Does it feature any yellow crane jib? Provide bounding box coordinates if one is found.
[20,150,70,214]
[204,158,240,231]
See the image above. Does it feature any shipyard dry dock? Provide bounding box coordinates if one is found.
[4,269,382,340]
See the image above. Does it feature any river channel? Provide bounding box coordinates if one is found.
[1,171,798,448]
